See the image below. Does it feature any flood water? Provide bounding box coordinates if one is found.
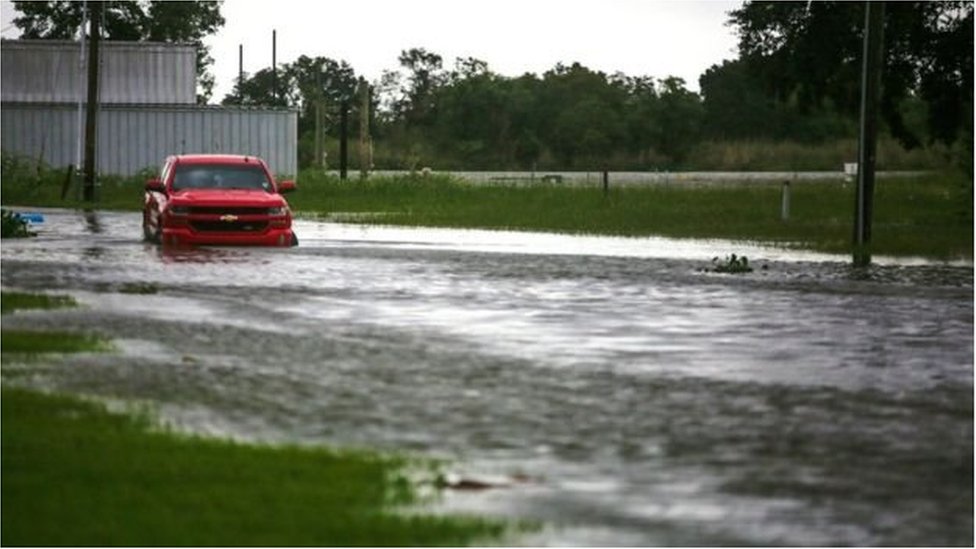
[2,209,972,546]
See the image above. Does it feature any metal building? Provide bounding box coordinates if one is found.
[1,39,298,177]
[2,103,298,176]
[1,39,197,105]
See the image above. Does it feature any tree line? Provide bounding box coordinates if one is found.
[12,1,972,173]
[222,1,970,172]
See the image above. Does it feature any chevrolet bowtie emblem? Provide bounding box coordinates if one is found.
[220,214,239,222]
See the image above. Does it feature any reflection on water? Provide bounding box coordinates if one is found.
[154,245,260,264]
[82,209,102,234]
[1,209,972,546]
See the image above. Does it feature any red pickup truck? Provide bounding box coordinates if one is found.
[143,154,297,246]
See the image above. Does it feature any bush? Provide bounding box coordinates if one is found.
[1,209,32,238]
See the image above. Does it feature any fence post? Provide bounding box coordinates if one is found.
[781,180,791,221]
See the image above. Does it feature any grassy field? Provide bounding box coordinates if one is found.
[288,171,972,259]
[1,291,78,313]
[1,388,506,546]
[1,159,971,259]
[1,292,510,546]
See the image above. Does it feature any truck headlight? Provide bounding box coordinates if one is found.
[267,206,289,216]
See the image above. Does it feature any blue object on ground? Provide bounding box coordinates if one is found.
[15,213,45,224]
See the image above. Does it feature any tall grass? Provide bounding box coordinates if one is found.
[290,170,972,259]
[1,151,969,259]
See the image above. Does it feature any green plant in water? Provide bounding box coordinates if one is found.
[1,209,32,238]
[710,254,755,274]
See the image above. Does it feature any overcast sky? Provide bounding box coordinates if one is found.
[2,0,744,103]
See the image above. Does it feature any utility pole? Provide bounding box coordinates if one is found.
[339,100,349,180]
[271,29,277,104]
[315,70,322,169]
[82,2,101,202]
[238,44,243,103]
[359,78,370,179]
[853,1,885,266]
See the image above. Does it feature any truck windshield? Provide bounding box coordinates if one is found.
[172,164,272,192]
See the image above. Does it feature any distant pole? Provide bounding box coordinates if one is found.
[75,3,87,173]
[781,180,791,221]
[238,44,243,103]
[853,1,885,266]
[82,2,101,202]
[315,71,322,169]
[271,29,277,104]
[359,78,370,179]
[339,100,349,180]
[602,169,609,196]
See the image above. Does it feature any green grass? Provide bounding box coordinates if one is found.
[1,153,970,259]
[1,329,111,354]
[1,387,506,546]
[1,291,78,314]
[0,292,512,546]
[1,292,103,354]
[288,171,972,260]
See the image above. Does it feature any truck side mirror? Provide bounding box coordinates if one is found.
[278,180,297,194]
[145,178,166,193]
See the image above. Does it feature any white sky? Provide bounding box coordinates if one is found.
[2,0,743,103]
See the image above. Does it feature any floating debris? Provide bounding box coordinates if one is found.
[704,253,755,274]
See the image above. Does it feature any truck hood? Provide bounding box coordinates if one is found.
[169,189,286,208]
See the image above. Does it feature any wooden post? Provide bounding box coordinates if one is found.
[853,1,885,266]
[315,70,322,169]
[61,164,74,201]
[82,3,101,203]
[359,78,370,179]
[339,100,349,180]
[781,180,791,221]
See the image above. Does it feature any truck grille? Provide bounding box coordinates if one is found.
[191,220,269,233]
[189,207,267,216]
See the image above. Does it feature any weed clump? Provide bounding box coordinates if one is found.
[707,254,755,274]
[1,210,33,238]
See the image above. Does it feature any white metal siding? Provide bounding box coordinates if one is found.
[1,40,197,105]
[1,104,298,176]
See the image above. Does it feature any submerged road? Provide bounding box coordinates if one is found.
[1,209,972,546]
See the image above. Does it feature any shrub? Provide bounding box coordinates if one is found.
[0,209,31,238]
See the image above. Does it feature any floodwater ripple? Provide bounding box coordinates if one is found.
[1,209,971,546]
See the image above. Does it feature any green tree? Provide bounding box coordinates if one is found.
[396,47,445,126]
[729,1,973,150]
[221,68,290,107]
[537,63,628,168]
[699,59,776,140]
[12,0,225,103]
[654,77,704,166]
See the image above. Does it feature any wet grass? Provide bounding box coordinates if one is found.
[1,387,506,547]
[1,329,112,354]
[1,292,104,354]
[289,171,972,260]
[0,292,511,546]
[2,164,970,259]
[1,291,78,313]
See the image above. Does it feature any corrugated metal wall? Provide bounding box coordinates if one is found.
[1,40,197,104]
[1,103,298,176]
